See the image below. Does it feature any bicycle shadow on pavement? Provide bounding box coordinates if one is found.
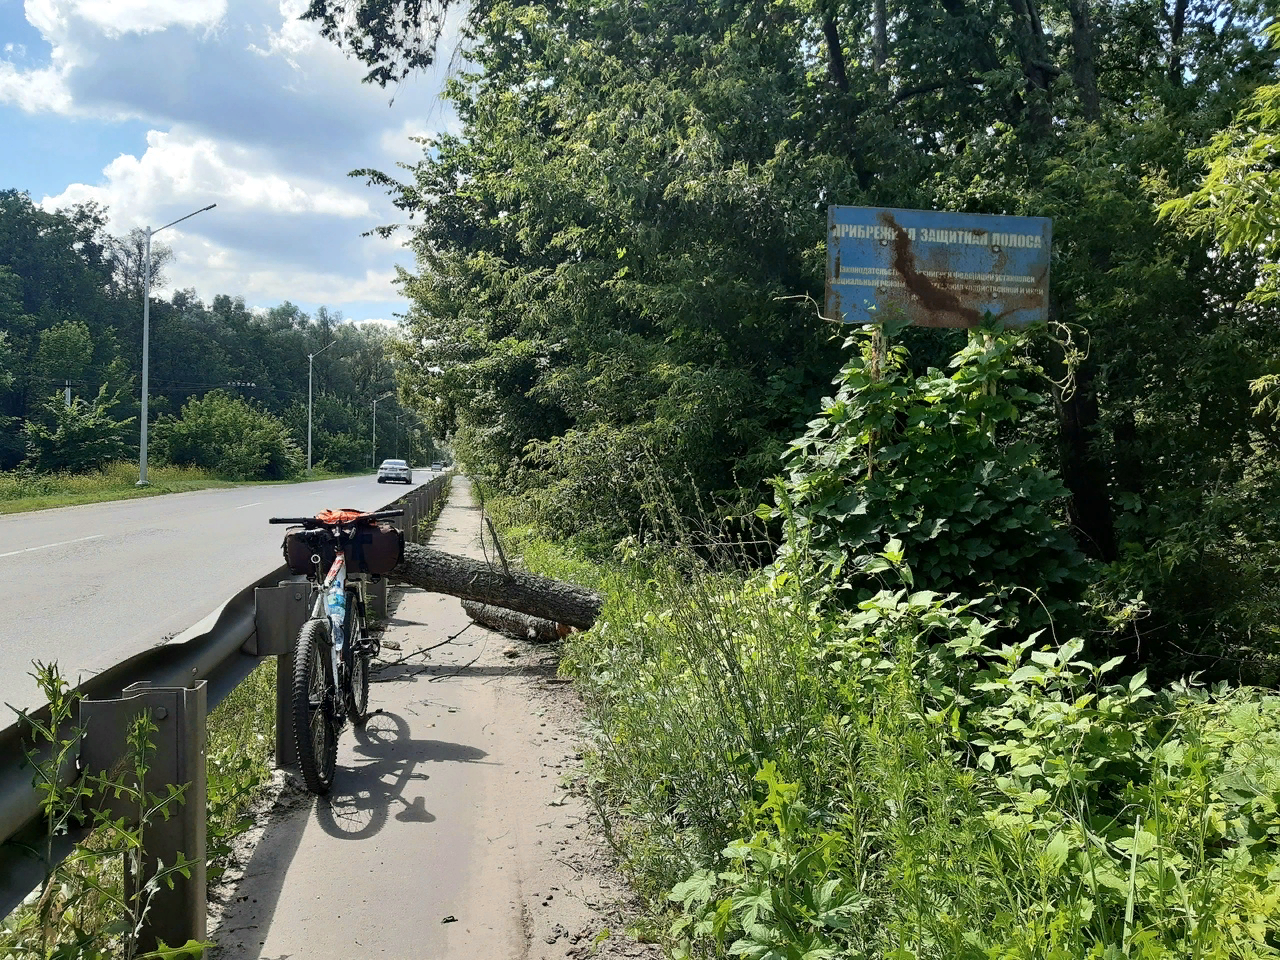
[313,710,490,842]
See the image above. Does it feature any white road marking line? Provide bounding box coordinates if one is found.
[235,502,264,509]
[0,534,104,559]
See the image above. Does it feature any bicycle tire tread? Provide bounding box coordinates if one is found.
[292,618,337,795]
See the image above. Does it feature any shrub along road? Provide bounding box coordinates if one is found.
[0,471,437,712]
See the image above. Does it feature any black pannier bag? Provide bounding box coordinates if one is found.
[283,527,337,577]
[344,521,404,576]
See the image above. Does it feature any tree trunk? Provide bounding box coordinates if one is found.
[873,0,888,70]
[822,11,850,92]
[1007,0,1054,133]
[392,542,602,629]
[1064,0,1101,120]
[461,600,564,643]
[1056,361,1118,562]
[1167,0,1189,86]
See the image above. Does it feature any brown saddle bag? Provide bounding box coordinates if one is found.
[344,521,404,576]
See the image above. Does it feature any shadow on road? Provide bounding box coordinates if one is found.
[314,711,489,842]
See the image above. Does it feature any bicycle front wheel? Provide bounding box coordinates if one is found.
[292,618,337,795]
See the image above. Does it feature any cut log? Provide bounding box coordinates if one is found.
[462,600,563,643]
[391,542,601,629]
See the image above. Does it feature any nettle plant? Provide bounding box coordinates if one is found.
[771,318,1086,623]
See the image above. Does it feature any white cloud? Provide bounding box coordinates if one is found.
[44,127,372,219]
[9,0,454,320]
[169,229,402,304]
[26,0,227,38]
[247,0,315,63]
[0,58,73,112]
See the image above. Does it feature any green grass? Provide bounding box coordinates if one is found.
[0,462,369,515]
[482,492,1280,960]
[206,657,278,883]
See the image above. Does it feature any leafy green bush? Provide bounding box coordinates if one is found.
[771,323,1086,625]
[548,535,1280,959]
[22,386,134,473]
[154,390,302,481]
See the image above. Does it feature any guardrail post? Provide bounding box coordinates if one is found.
[79,681,207,955]
[368,577,388,621]
[254,581,309,769]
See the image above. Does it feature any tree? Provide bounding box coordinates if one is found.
[310,0,1280,674]
[36,319,94,388]
[1163,23,1280,424]
[0,327,14,394]
[23,386,134,473]
[302,0,456,86]
[154,390,303,481]
[106,228,175,301]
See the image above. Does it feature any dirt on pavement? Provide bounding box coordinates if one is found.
[208,478,661,960]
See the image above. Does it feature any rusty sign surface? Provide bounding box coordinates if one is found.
[826,206,1052,328]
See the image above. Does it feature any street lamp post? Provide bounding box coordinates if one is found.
[372,391,394,469]
[307,339,338,473]
[137,203,217,486]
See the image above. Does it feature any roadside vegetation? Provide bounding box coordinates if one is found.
[0,461,361,516]
[480,322,1280,958]
[1,190,442,485]
[1,660,277,955]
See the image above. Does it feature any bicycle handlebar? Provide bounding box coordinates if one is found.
[267,508,405,527]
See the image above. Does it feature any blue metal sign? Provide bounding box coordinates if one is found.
[826,206,1052,328]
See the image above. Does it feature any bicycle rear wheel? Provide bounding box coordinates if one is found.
[343,588,372,726]
[292,618,337,795]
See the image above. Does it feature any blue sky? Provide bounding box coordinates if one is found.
[0,0,459,324]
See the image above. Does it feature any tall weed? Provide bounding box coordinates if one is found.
[536,530,1280,957]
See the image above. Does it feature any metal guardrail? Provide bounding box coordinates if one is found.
[0,472,451,947]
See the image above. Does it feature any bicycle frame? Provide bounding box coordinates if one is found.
[306,545,367,723]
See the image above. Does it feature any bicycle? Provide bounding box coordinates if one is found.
[268,508,405,794]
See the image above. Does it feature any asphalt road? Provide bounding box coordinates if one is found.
[0,472,433,713]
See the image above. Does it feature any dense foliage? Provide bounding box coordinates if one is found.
[22,386,134,474]
[154,391,303,482]
[319,0,1280,675]
[0,191,430,479]
[775,324,1086,624]
[479,492,1280,960]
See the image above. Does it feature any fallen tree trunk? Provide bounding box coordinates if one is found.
[391,542,602,629]
[461,600,564,643]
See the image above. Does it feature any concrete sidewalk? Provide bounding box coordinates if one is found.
[209,478,657,960]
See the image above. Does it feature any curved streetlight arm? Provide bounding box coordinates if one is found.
[154,204,217,236]
[309,338,338,361]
